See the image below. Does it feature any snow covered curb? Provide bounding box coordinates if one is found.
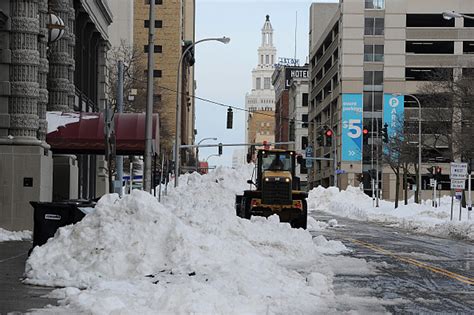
[308,186,474,241]
[24,166,368,314]
[0,228,31,242]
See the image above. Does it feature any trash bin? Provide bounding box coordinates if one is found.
[29,200,96,251]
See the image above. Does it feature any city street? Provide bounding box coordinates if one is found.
[311,211,474,313]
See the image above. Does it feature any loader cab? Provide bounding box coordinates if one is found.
[256,150,298,190]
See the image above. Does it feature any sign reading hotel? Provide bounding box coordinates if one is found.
[341,94,363,161]
[383,94,404,137]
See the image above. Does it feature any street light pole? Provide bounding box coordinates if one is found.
[392,93,422,203]
[143,0,156,193]
[406,94,422,203]
[174,37,230,187]
[195,137,217,172]
[443,11,474,21]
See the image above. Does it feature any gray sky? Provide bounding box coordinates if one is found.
[194,0,337,166]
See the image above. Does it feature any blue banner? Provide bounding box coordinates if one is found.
[341,94,363,161]
[383,94,404,137]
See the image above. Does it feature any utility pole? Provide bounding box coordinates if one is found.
[143,0,156,193]
[115,61,124,196]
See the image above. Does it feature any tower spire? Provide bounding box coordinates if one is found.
[258,15,276,66]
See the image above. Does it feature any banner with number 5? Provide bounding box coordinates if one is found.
[341,94,363,161]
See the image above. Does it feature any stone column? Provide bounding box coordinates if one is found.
[9,0,40,138]
[37,0,48,141]
[67,0,75,110]
[47,0,73,112]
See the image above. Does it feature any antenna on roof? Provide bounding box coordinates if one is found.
[294,11,298,61]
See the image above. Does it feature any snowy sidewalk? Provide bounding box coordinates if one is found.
[0,240,57,313]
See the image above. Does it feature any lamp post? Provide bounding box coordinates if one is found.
[196,137,218,172]
[443,10,474,21]
[174,37,230,187]
[394,93,422,203]
[206,154,220,162]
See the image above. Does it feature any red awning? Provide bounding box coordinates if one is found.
[46,112,160,155]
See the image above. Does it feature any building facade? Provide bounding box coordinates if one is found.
[245,15,277,147]
[288,68,309,189]
[272,65,309,150]
[0,0,112,230]
[133,0,195,166]
[308,0,474,200]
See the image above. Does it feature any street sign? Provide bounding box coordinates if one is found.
[450,179,466,190]
[305,146,313,169]
[450,162,468,180]
[430,178,436,187]
[455,189,463,200]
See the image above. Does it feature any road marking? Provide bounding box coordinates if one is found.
[351,239,474,286]
[0,252,27,264]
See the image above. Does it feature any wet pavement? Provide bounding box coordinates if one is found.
[311,211,474,314]
[0,241,56,314]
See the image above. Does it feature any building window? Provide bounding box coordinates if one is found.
[144,45,163,53]
[364,18,384,35]
[364,45,384,62]
[363,92,383,111]
[256,77,261,90]
[406,14,454,28]
[363,71,383,91]
[264,77,271,89]
[265,55,269,64]
[302,93,308,107]
[144,20,163,28]
[365,0,384,10]
[271,55,274,64]
[302,114,308,128]
[406,41,454,54]
[144,70,162,78]
[405,68,453,81]
[463,41,474,54]
[465,15,474,27]
[145,0,163,4]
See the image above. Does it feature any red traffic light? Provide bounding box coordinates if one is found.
[363,128,369,135]
[436,167,442,174]
[325,129,333,137]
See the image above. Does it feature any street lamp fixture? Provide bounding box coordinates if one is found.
[196,137,218,172]
[174,37,230,187]
[393,93,422,203]
[442,10,463,20]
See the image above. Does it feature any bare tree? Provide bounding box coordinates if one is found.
[382,117,418,208]
[415,68,474,162]
[106,41,148,113]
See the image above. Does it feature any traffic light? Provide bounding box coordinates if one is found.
[218,143,223,155]
[317,131,324,147]
[381,123,388,143]
[426,166,435,177]
[226,107,233,129]
[362,126,369,144]
[435,166,442,180]
[324,126,333,147]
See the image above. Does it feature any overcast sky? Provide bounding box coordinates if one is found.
[194,0,338,167]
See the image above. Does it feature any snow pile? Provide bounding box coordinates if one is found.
[0,228,31,242]
[25,165,358,314]
[309,186,474,240]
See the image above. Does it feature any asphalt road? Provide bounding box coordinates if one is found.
[0,241,56,314]
[311,211,474,314]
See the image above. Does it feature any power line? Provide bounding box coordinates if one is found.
[157,84,311,126]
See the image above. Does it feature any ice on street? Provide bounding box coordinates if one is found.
[24,166,378,314]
